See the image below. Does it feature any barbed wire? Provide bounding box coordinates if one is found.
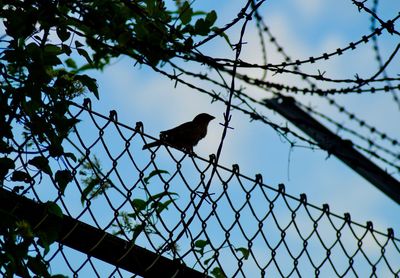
[164,61,400,176]
[227,4,400,156]
[221,68,400,151]
[370,0,400,109]
[295,102,400,160]
[2,1,400,277]
[179,10,400,86]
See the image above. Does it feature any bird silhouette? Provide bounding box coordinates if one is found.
[143,113,215,153]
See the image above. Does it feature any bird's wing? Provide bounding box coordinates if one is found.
[161,121,193,139]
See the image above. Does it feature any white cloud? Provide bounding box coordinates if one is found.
[293,0,324,19]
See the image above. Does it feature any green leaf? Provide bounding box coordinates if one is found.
[76,74,99,99]
[206,10,217,25]
[65,58,77,69]
[131,223,145,242]
[155,199,175,214]
[44,44,62,55]
[194,11,217,36]
[56,27,71,42]
[64,152,77,162]
[37,231,51,255]
[179,2,193,25]
[55,170,73,195]
[143,169,169,184]
[11,170,32,183]
[61,44,72,55]
[26,42,41,57]
[211,27,232,48]
[194,239,209,255]
[75,63,95,73]
[75,41,84,48]
[195,239,209,249]
[149,191,179,202]
[235,247,250,260]
[80,178,99,204]
[194,18,210,36]
[28,156,52,175]
[0,157,15,179]
[77,48,93,65]
[131,198,147,211]
[49,140,64,158]
[44,45,63,65]
[45,202,63,218]
[204,257,213,265]
[211,267,226,278]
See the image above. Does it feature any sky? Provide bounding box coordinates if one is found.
[62,1,400,276]
[2,0,400,276]
[85,0,400,230]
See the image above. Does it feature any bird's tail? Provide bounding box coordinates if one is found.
[142,141,161,150]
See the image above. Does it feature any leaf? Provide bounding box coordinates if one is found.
[205,10,217,25]
[61,44,72,55]
[131,198,147,211]
[49,140,64,157]
[44,45,63,65]
[77,48,93,65]
[149,191,179,202]
[45,202,63,218]
[179,2,193,24]
[131,223,145,242]
[56,27,70,42]
[64,152,77,162]
[75,41,84,48]
[211,27,232,48]
[80,178,99,204]
[210,267,226,278]
[26,42,41,57]
[194,239,209,255]
[11,170,32,183]
[76,74,99,99]
[44,44,62,55]
[143,169,169,184]
[37,231,51,255]
[0,157,15,179]
[194,18,209,36]
[194,11,217,36]
[195,239,209,249]
[16,220,33,238]
[65,58,77,69]
[28,156,52,175]
[155,199,175,214]
[55,170,73,195]
[235,247,250,260]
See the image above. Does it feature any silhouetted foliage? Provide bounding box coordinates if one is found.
[0,1,218,276]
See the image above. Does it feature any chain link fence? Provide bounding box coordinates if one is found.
[2,99,399,277]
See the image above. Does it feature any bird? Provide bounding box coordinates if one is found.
[143,113,215,153]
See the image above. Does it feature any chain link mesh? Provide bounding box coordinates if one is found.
[2,100,399,277]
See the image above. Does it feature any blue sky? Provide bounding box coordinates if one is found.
[59,1,400,275]
[86,0,400,231]
[3,0,398,276]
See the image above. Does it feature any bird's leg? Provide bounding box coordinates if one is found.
[186,147,196,157]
